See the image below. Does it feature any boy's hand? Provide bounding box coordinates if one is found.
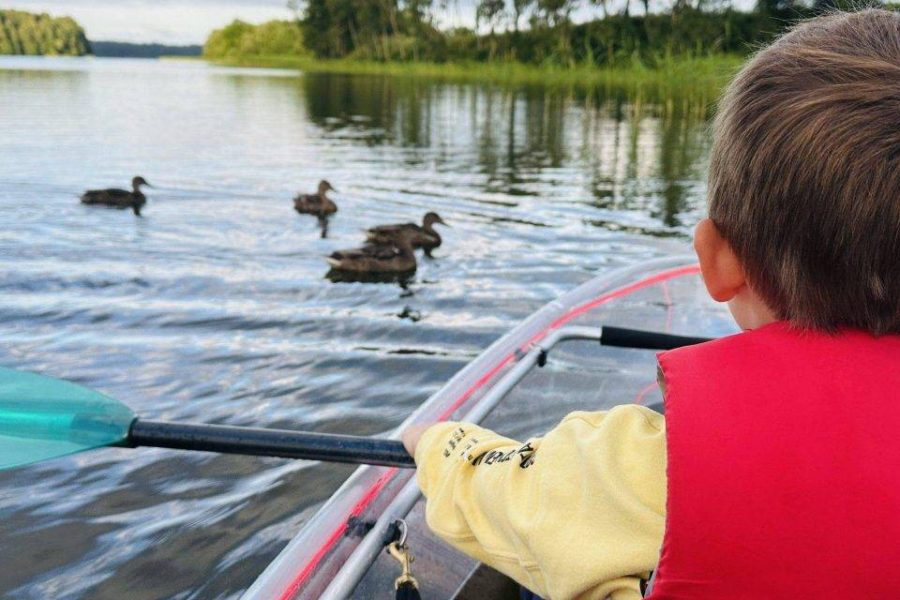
[402,423,435,461]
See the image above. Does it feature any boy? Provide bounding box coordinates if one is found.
[403,10,900,600]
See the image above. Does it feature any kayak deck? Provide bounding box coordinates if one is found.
[245,256,738,599]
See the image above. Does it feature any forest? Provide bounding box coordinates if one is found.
[203,0,892,67]
[0,10,90,56]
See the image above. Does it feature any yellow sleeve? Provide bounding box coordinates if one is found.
[415,405,667,600]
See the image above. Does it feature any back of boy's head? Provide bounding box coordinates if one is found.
[709,9,900,335]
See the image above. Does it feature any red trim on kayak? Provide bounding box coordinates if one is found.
[633,381,659,405]
[277,468,398,600]
[546,264,699,331]
[439,264,700,421]
[436,354,516,421]
[662,280,674,333]
[279,263,700,598]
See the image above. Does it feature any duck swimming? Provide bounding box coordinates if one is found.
[294,180,338,218]
[365,212,448,257]
[81,176,152,216]
[326,234,416,274]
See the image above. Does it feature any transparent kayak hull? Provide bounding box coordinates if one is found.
[244,256,738,600]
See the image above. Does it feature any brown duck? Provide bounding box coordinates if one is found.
[365,212,448,257]
[326,234,416,274]
[294,180,337,218]
[81,176,152,216]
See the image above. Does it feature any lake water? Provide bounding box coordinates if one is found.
[0,57,711,599]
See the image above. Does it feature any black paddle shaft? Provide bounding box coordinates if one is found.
[600,326,713,350]
[128,419,416,468]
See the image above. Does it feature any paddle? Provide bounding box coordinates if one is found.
[0,367,414,471]
[0,327,711,472]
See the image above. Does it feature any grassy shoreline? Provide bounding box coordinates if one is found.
[210,54,743,94]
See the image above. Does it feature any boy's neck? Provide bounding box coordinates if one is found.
[728,286,779,331]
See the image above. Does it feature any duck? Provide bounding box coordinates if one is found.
[365,212,448,257]
[81,176,152,216]
[326,234,416,274]
[294,180,338,218]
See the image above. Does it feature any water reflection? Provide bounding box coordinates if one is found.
[300,72,710,235]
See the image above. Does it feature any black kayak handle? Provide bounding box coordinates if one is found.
[600,326,713,350]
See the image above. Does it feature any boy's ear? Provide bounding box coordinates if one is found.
[694,218,746,302]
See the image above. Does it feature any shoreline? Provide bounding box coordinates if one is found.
[207,54,743,94]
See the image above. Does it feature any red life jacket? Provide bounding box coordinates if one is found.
[649,321,900,599]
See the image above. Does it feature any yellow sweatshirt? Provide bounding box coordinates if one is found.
[415,405,667,600]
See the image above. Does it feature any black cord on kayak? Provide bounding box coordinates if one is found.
[600,326,713,350]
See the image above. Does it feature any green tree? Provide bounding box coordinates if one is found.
[511,0,535,30]
[478,0,507,32]
[202,0,828,68]
[297,0,439,60]
[203,19,306,59]
[0,10,89,55]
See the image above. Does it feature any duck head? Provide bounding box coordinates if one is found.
[318,180,336,195]
[132,176,152,190]
[423,212,448,228]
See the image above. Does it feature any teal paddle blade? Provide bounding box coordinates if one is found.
[0,367,135,470]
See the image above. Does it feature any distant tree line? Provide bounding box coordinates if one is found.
[92,41,202,58]
[295,0,888,64]
[206,0,895,66]
[0,10,90,56]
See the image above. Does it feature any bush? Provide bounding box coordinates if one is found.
[203,19,307,59]
[0,10,90,56]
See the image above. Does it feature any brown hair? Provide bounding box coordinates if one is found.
[708,9,900,334]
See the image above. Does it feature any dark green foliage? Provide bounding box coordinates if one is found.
[300,0,445,60]
[0,10,90,56]
[203,19,307,59]
[565,9,801,66]
[293,0,819,64]
[206,2,892,67]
